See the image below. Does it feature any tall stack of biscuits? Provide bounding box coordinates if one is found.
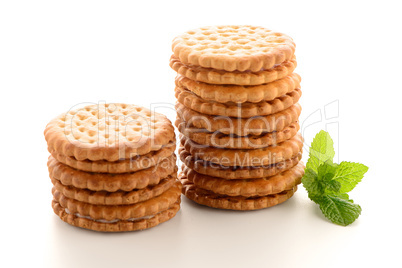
[170,25,305,210]
[44,103,181,232]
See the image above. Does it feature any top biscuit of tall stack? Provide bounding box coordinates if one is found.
[44,103,175,162]
[171,25,295,73]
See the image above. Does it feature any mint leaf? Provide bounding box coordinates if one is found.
[302,168,322,203]
[317,161,338,181]
[318,194,362,226]
[325,179,342,193]
[318,161,340,193]
[303,161,340,201]
[332,161,369,193]
[302,168,318,193]
[306,130,335,172]
[301,130,368,226]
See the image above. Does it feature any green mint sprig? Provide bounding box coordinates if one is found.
[302,130,368,226]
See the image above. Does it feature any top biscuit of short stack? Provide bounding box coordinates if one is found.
[44,103,175,162]
[172,25,295,72]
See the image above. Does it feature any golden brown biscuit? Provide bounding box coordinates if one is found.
[170,56,297,85]
[48,155,177,191]
[52,200,180,232]
[52,180,182,221]
[175,86,301,118]
[51,172,177,205]
[176,118,300,149]
[180,133,303,167]
[179,147,302,179]
[181,176,296,210]
[175,73,300,103]
[176,102,301,136]
[49,142,176,173]
[183,162,304,197]
[44,103,175,162]
[172,25,295,72]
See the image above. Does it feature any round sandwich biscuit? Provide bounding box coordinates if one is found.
[180,133,303,167]
[52,200,180,232]
[183,162,304,197]
[47,154,177,192]
[170,56,297,86]
[52,180,182,221]
[49,142,176,173]
[171,25,295,72]
[176,118,300,149]
[175,73,300,103]
[45,103,175,162]
[181,175,296,211]
[175,86,301,118]
[179,147,302,180]
[50,171,178,205]
[176,102,301,136]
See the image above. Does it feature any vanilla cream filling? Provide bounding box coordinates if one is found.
[64,208,156,224]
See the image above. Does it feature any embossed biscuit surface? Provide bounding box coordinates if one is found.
[172,25,295,72]
[45,103,175,162]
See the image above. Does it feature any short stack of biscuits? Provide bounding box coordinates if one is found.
[44,103,181,232]
[170,25,305,210]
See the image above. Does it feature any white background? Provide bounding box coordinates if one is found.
[1,1,401,267]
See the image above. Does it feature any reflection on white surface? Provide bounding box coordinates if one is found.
[43,190,356,268]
